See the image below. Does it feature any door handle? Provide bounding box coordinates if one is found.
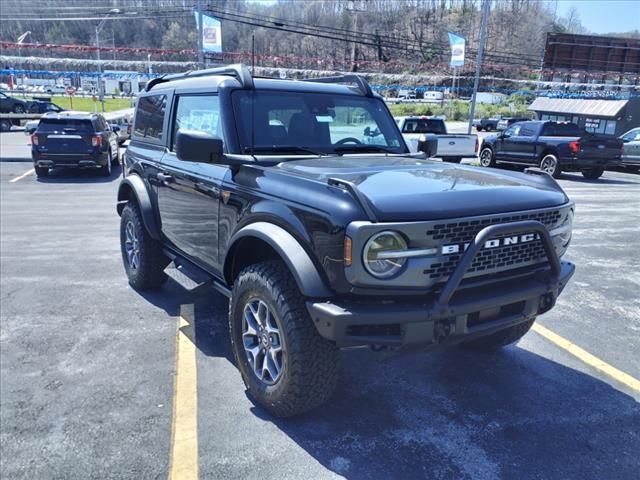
[156,172,173,186]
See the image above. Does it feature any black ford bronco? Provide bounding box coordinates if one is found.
[117,65,575,417]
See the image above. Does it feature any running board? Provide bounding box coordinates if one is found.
[163,250,231,297]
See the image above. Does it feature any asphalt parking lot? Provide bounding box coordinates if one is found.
[1,143,639,479]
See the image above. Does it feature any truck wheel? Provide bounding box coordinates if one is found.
[540,154,562,178]
[485,125,494,132]
[581,168,604,180]
[13,104,25,114]
[460,318,535,350]
[479,147,495,167]
[229,260,340,418]
[34,166,49,178]
[476,126,483,132]
[120,202,169,290]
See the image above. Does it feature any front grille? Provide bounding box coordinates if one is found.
[423,209,562,282]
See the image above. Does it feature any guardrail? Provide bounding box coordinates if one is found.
[0,113,43,120]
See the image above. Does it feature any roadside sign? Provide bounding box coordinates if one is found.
[66,86,75,96]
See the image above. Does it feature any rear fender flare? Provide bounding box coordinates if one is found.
[116,175,161,240]
[225,222,332,298]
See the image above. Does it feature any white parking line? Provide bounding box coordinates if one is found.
[9,168,35,183]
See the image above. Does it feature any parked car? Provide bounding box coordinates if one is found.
[0,91,31,113]
[104,108,134,145]
[29,101,64,114]
[31,111,119,177]
[620,127,640,172]
[473,116,502,131]
[497,117,530,131]
[117,65,575,417]
[45,84,67,95]
[479,121,623,179]
[397,115,478,162]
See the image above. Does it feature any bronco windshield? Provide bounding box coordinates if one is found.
[232,90,407,156]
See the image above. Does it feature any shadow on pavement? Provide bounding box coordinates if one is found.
[135,283,640,479]
[36,163,122,183]
[559,172,640,185]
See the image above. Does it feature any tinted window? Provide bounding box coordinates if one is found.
[134,94,166,140]
[519,123,538,137]
[401,119,446,134]
[541,122,582,137]
[172,95,221,150]
[232,91,405,154]
[37,119,94,133]
[504,124,521,136]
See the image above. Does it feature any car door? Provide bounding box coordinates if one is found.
[156,93,226,273]
[508,122,538,164]
[495,124,521,161]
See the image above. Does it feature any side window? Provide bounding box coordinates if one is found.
[134,94,167,141]
[519,123,537,137]
[171,95,221,150]
[505,125,521,136]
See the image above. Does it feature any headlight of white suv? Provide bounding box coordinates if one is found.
[363,230,408,278]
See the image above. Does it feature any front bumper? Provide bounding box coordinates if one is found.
[307,220,575,348]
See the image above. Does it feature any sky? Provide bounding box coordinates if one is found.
[555,0,640,34]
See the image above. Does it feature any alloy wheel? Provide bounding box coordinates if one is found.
[540,155,557,175]
[480,149,493,167]
[242,298,284,385]
[124,220,140,269]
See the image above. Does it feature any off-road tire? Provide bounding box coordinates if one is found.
[460,318,536,351]
[581,167,604,180]
[120,202,169,290]
[34,166,49,178]
[479,147,496,168]
[229,260,340,418]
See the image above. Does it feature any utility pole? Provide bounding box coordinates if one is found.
[347,1,365,72]
[96,25,103,112]
[467,0,490,134]
[197,0,204,68]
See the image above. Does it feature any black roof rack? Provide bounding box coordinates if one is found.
[301,74,373,97]
[146,64,254,92]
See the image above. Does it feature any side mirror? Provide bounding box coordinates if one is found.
[500,132,510,139]
[110,124,120,133]
[176,129,224,164]
[417,133,438,158]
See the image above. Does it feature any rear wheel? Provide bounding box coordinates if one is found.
[479,147,495,167]
[229,260,340,417]
[485,125,494,132]
[540,154,561,178]
[460,318,536,350]
[120,202,169,289]
[476,126,483,132]
[100,150,113,176]
[35,166,49,178]
[581,167,604,180]
[12,104,25,114]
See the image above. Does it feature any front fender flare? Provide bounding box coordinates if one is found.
[225,222,332,298]
[116,175,161,240]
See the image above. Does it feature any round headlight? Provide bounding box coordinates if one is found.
[363,230,408,278]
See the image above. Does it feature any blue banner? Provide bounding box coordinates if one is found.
[448,32,465,68]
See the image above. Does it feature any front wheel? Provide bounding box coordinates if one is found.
[229,261,340,418]
[460,318,536,350]
[120,203,169,289]
[479,147,495,167]
[12,104,25,114]
[581,167,604,180]
[540,154,562,178]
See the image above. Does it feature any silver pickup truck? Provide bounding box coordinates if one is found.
[397,116,478,163]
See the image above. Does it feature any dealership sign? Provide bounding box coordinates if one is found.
[195,13,222,53]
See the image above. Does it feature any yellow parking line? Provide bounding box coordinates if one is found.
[168,305,199,480]
[532,323,640,393]
[9,168,35,183]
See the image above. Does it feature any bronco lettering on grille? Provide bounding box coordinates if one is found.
[441,233,538,255]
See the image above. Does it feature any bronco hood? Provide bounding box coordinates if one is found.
[275,156,569,222]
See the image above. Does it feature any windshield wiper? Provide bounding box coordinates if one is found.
[243,145,324,156]
[334,144,396,154]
